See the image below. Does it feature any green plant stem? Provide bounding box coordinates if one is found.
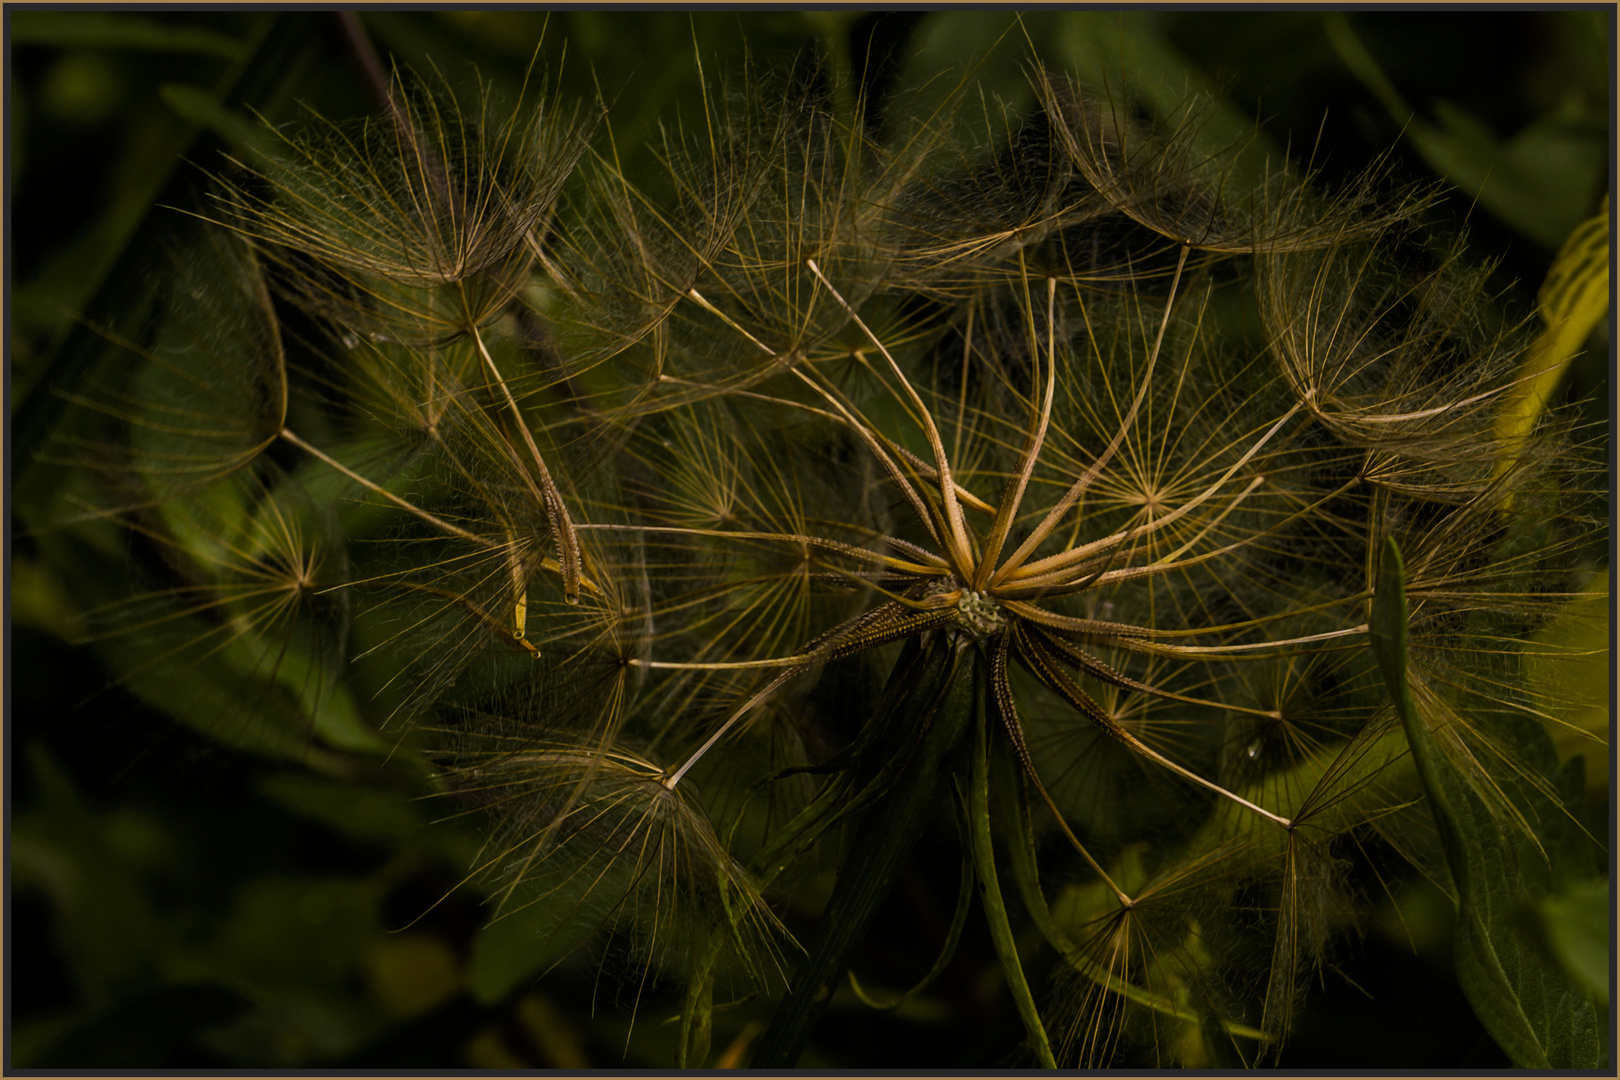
[750,635,976,1067]
[966,655,1057,1067]
[677,928,722,1068]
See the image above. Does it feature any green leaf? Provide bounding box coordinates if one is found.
[1537,879,1610,1005]
[1324,13,1605,246]
[9,557,86,641]
[1523,578,1610,767]
[99,583,386,761]
[12,14,318,508]
[159,84,280,164]
[173,876,391,1065]
[224,634,387,756]
[1415,103,1603,247]
[1052,11,1284,198]
[900,11,1288,204]
[1369,537,1602,1069]
[200,876,384,991]
[676,931,721,1067]
[256,773,472,865]
[1494,201,1610,498]
[895,11,1035,135]
[11,745,173,1006]
[465,898,597,1006]
[11,12,244,56]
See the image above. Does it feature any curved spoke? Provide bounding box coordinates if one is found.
[1012,623,1291,828]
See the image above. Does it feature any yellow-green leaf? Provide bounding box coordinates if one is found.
[1494,197,1610,498]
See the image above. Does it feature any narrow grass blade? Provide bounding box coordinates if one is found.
[1369,537,1602,1069]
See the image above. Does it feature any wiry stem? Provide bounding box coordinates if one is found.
[575,522,948,573]
[658,599,942,786]
[1119,624,1369,659]
[1002,472,1269,595]
[1004,599,1370,659]
[1014,624,1292,828]
[975,272,1059,590]
[990,631,1134,907]
[678,289,984,538]
[1034,631,1287,720]
[278,427,492,548]
[789,363,949,552]
[995,245,1191,580]
[664,669,800,789]
[1004,401,1299,586]
[806,259,977,579]
[469,321,584,603]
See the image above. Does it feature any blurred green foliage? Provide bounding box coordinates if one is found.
[8,10,1609,1068]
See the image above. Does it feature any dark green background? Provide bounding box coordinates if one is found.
[7,9,1610,1068]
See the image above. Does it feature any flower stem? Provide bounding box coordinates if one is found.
[966,655,1056,1067]
[470,322,584,603]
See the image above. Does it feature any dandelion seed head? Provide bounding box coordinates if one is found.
[62,33,1606,1070]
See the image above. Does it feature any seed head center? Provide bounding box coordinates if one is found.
[956,587,1005,638]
